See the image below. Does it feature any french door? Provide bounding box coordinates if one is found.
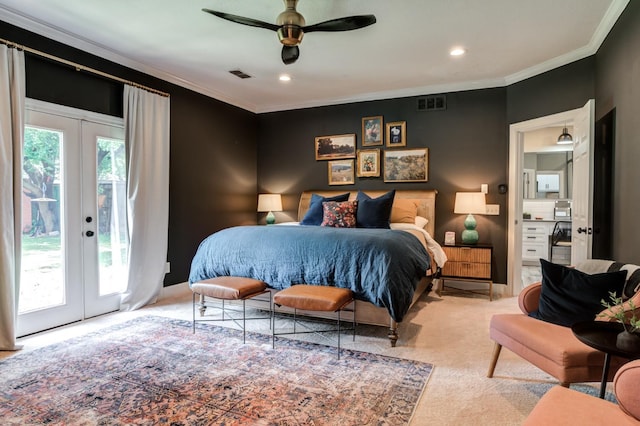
[17,100,127,336]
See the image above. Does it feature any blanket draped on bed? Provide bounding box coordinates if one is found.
[189,225,431,322]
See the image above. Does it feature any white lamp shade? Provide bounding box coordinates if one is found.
[257,194,283,212]
[454,192,486,214]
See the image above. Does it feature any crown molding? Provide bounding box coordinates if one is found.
[255,78,508,113]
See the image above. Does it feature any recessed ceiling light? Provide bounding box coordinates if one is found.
[279,74,291,82]
[450,47,466,57]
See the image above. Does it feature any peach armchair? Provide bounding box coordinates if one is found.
[487,260,640,387]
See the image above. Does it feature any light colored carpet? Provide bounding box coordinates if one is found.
[5,283,605,425]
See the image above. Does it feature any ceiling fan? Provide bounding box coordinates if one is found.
[202,0,376,65]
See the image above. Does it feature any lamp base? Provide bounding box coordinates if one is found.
[266,211,276,225]
[461,213,479,244]
[461,229,479,244]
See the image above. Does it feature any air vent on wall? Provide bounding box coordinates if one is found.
[229,69,252,79]
[417,95,446,111]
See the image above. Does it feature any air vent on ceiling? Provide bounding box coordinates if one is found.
[229,69,252,79]
[417,95,446,111]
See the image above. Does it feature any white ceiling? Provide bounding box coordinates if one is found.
[0,0,629,113]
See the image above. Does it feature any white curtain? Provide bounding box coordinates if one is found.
[120,85,170,311]
[0,45,25,350]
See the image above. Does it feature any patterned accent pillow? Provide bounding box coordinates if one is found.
[300,192,350,225]
[607,262,640,299]
[321,200,358,228]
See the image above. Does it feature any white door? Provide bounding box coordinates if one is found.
[82,121,128,318]
[18,101,126,336]
[571,99,595,265]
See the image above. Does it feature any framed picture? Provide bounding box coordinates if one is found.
[356,149,380,177]
[315,134,356,160]
[386,121,406,147]
[328,159,355,185]
[361,116,383,146]
[384,148,429,182]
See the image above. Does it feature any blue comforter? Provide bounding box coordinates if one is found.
[188,225,431,322]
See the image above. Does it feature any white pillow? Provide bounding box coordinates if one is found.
[415,216,429,229]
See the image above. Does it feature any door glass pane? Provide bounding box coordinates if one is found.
[19,127,64,313]
[97,137,128,295]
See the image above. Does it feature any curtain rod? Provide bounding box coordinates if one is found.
[0,37,170,97]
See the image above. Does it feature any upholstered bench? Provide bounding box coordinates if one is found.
[272,285,356,358]
[488,260,640,387]
[190,276,271,343]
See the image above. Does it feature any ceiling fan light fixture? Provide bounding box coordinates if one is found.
[557,126,573,144]
[281,45,300,64]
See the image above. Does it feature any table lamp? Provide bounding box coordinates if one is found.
[454,192,486,244]
[257,193,283,225]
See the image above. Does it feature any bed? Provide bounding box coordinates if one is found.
[189,189,445,346]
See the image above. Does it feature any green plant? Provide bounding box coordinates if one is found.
[599,291,640,333]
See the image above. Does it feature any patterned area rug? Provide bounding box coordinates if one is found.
[0,316,433,425]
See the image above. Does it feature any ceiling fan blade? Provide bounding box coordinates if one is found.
[202,8,280,31]
[302,15,376,33]
[281,45,300,65]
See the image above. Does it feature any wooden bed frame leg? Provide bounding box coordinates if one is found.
[388,319,399,347]
[198,294,206,316]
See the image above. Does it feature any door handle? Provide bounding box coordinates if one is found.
[85,230,95,237]
[576,227,593,234]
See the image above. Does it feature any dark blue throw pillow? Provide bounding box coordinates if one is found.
[300,193,350,225]
[529,259,627,327]
[356,190,396,229]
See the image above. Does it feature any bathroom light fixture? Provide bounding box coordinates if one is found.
[279,74,291,82]
[450,47,465,56]
[557,125,573,144]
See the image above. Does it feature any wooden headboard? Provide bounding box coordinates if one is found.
[298,190,438,236]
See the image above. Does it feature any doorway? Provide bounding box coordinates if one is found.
[507,100,594,296]
[592,109,615,259]
[17,100,127,336]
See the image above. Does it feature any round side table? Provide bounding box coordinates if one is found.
[571,321,640,398]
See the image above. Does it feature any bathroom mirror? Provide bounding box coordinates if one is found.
[523,152,573,199]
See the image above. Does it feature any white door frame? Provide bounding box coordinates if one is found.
[507,107,583,296]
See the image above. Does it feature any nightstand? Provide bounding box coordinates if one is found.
[440,243,493,300]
